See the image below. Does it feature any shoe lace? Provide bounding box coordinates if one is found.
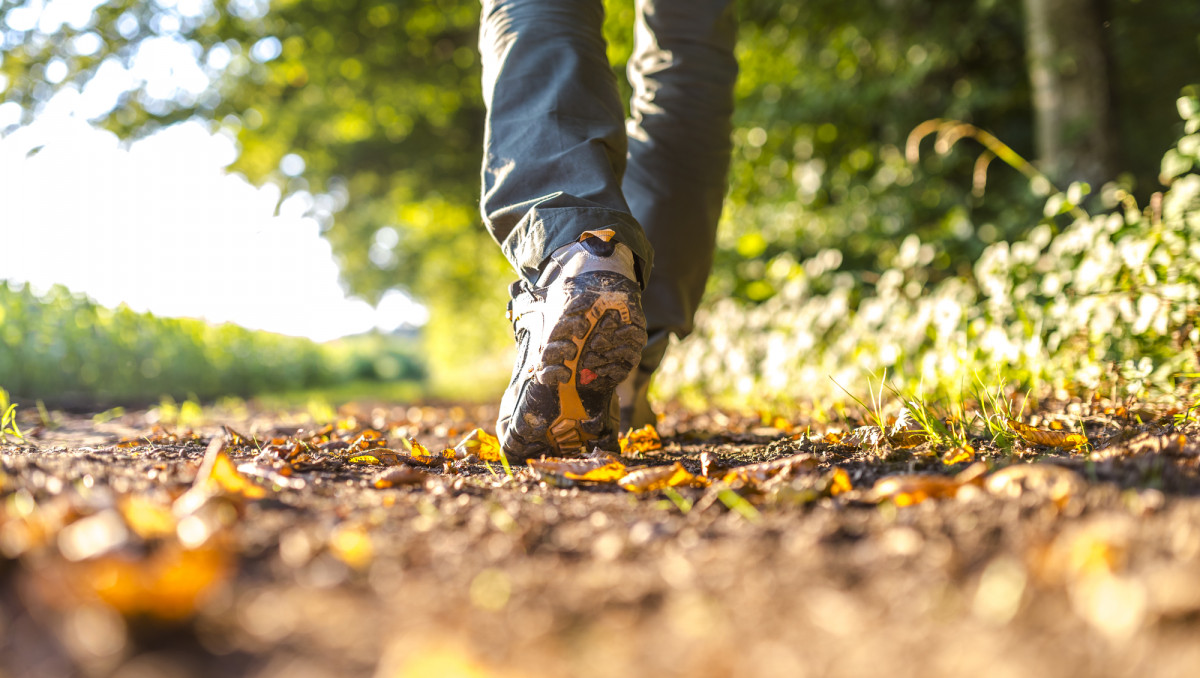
[505,279,542,326]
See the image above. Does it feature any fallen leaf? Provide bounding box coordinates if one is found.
[81,543,231,620]
[529,456,619,477]
[620,425,663,455]
[194,439,266,499]
[401,438,439,464]
[1007,418,1088,449]
[827,467,853,496]
[564,460,627,483]
[942,445,976,465]
[454,428,504,462]
[619,462,701,492]
[118,496,177,540]
[721,453,817,488]
[329,523,373,569]
[822,431,848,445]
[985,463,1084,507]
[372,465,428,488]
[872,474,960,506]
[222,425,257,448]
[236,462,307,490]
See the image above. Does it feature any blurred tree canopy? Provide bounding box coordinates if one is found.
[2,0,1197,383]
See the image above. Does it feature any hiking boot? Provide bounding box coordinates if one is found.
[497,230,647,459]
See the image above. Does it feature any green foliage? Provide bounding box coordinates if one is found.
[0,282,423,405]
[2,0,1197,395]
[657,91,1200,407]
[1,386,23,442]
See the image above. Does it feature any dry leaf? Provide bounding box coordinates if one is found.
[619,425,663,455]
[222,425,257,448]
[192,439,266,499]
[618,462,700,492]
[236,461,307,490]
[454,428,504,462]
[372,465,428,488]
[328,523,373,569]
[529,456,618,476]
[721,453,817,488]
[348,455,383,465]
[117,495,177,540]
[564,461,627,483]
[81,543,231,620]
[1007,418,1088,449]
[942,445,976,465]
[889,410,927,447]
[398,438,442,466]
[872,474,960,506]
[985,463,1084,507]
[827,467,853,496]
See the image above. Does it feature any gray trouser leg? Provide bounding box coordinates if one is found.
[623,0,738,372]
[479,0,654,286]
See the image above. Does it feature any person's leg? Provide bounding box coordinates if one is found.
[619,0,738,429]
[480,0,653,284]
[480,0,650,457]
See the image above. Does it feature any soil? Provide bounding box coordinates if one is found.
[2,398,1200,678]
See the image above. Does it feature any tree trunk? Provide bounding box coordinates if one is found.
[1023,0,1119,189]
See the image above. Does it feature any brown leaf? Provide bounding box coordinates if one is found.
[618,462,701,492]
[1007,418,1088,449]
[194,438,266,499]
[721,453,817,488]
[872,474,961,506]
[985,463,1084,507]
[372,465,429,488]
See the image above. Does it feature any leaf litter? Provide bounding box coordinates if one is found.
[2,395,1200,677]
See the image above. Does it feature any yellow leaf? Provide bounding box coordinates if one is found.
[619,424,663,455]
[192,439,266,499]
[564,460,627,483]
[329,523,373,569]
[822,431,847,445]
[942,445,976,465]
[1007,419,1088,449]
[402,438,437,460]
[771,416,794,433]
[118,495,176,540]
[618,462,699,492]
[82,543,231,620]
[348,455,382,465]
[827,467,853,496]
[454,428,503,462]
[872,474,960,506]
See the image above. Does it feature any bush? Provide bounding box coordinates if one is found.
[0,283,424,406]
[655,91,1200,407]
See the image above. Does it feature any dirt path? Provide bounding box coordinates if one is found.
[2,401,1200,678]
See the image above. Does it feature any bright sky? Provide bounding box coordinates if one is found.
[0,0,428,342]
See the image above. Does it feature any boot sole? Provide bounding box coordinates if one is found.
[501,272,646,459]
